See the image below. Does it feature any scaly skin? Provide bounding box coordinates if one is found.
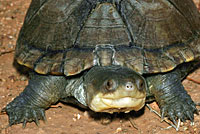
[2,73,68,127]
[146,67,199,124]
[2,65,199,127]
[2,66,147,127]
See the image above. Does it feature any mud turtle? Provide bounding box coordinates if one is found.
[3,0,200,127]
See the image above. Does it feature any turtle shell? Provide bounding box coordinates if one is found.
[15,0,200,76]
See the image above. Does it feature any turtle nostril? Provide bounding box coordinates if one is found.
[125,82,134,91]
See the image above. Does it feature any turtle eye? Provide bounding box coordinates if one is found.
[105,79,116,91]
[136,79,145,91]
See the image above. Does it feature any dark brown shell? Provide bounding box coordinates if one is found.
[15,0,200,76]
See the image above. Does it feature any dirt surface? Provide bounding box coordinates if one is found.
[0,0,200,134]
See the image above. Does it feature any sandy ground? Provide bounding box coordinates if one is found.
[0,0,200,134]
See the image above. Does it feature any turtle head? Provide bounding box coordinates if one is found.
[83,66,146,113]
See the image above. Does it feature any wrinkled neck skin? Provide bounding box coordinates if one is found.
[63,75,88,107]
[71,78,88,107]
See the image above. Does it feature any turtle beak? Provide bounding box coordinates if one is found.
[83,65,147,113]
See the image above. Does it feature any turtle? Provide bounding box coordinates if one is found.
[2,0,200,128]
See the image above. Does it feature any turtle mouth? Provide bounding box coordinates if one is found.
[88,92,146,113]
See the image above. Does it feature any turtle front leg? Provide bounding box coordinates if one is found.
[146,70,198,124]
[2,73,67,127]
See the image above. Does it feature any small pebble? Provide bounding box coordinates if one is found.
[180,122,184,126]
[83,111,90,119]
[1,78,6,82]
[194,128,197,132]
[115,127,122,133]
[190,122,194,126]
[72,118,76,122]
[101,117,112,125]
[8,93,12,96]
[77,114,81,120]
[8,35,13,39]
[20,76,28,81]
[73,113,81,120]
[183,127,188,131]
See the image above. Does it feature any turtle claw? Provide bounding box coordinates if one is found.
[147,99,197,131]
[181,116,186,122]
[176,119,181,131]
[35,118,40,126]
[167,112,177,126]
[1,107,6,113]
[158,94,197,127]
[171,118,177,126]
[33,110,40,126]
[186,111,194,122]
[192,104,199,115]
[195,109,199,115]
[146,104,177,130]
[190,122,195,126]
[4,104,46,127]
[40,109,47,123]
[23,120,27,128]
[161,108,165,122]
